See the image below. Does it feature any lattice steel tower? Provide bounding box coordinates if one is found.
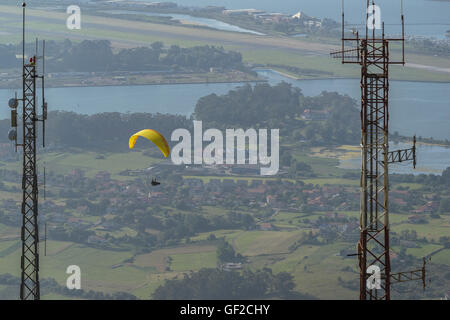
[7,2,48,300]
[331,1,425,300]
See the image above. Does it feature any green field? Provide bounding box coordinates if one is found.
[0,150,161,180]
[292,152,349,178]
[391,216,450,241]
[431,249,450,265]
[241,47,450,82]
[270,242,358,300]
[170,251,217,271]
[406,244,444,258]
[230,230,302,256]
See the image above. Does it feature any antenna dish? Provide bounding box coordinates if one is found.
[8,129,17,141]
[8,98,18,109]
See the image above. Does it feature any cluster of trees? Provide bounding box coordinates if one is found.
[152,267,307,300]
[0,83,360,152]
[50,226,95,244]
[407,38,450,58]
[0,111,192,151]
[41,278,137,300]
[195,82,360,145]
[0,39,246,72]
[195,82,302,127]
[65,198,110,216]
[0,274,137,300]
[439,197,450,214]
[392,168,450,187]
[216,239,244,263]
[133,211,255,247]
[280,149,315,177]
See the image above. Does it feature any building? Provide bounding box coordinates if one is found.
[292,12,302,19]
[222,9,264,16]
[408,215,427,224]
[144,2,178,9]
[222,262,243,271]
[87,235,107,245]
[183,178,204,188]
[304,20,322,28]
[236,180,249,187]
[256,13,290,23]
[95,171,111,182]
[259,223,273,231]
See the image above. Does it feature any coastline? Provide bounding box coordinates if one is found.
[257,68,450,83]
[0,76,267,90]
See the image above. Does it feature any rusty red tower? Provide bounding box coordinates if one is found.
[331,0,425,300]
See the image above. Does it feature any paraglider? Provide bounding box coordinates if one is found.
[151,178,161,186]
[129,129,170,186]
[128,129,170,158]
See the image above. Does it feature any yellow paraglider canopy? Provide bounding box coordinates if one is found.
[129,129,170,158]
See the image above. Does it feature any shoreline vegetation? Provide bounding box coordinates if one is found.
[2,67,449,91]
[0,71,265,90]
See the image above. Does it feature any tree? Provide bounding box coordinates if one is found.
[216,240,237,263]
[439,197,450,214]
[273,272,296,297]
[152,268,300,300]
[151,41,164,53]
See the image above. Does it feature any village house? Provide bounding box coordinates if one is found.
[95,171,111,182]
[221,262,243,272]
[87,235,107,245]
[408,215,428,224]
[183,178,204,188]
[413,201,440,214]
[259,223,273,231]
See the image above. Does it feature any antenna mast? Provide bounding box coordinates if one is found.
[7,2,48,300]
[331,1,424,300]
